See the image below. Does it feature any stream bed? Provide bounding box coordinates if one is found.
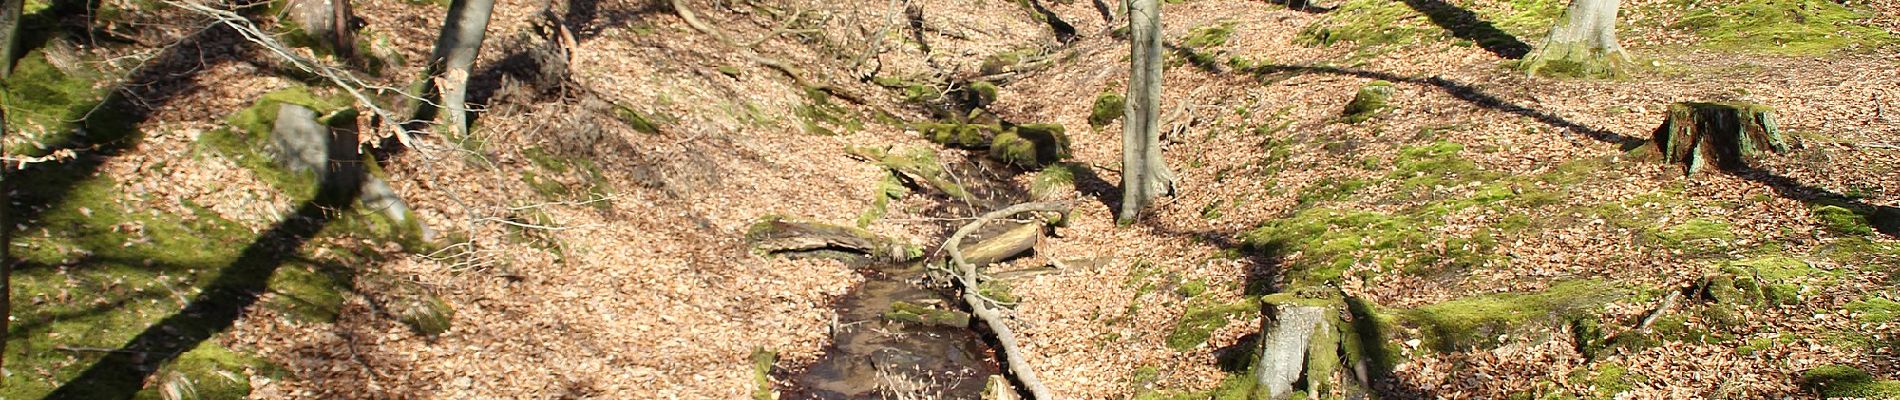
[780,261,1001,399]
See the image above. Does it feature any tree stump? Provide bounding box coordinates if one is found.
[283,0,357,59]
[1250,291,1384,400]
[1342,80,1394,124]
[1657,102,1788,176]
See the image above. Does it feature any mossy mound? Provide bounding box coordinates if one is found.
[1403,280,1626,352]
[1800,365,1900,398]
[1665,0,1897,55]
[1165,297,1260,351]
[1341,80,1394,124]
[990,124,1071,168]
[1089,92,1126,128]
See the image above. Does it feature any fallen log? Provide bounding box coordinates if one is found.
[746,217,921,263]
[945,202,1070,400]
[960,222,1043,267]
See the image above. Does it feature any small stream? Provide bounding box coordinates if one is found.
[780,261,1002,399]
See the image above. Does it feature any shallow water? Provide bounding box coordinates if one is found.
[781,262,1001,399]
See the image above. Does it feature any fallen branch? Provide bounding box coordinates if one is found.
[944,202,1069,400]
[1637,288,1682,332]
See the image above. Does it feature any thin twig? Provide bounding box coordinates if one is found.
[1637,289,1682,332]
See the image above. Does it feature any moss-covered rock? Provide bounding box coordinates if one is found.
[394,292,455,336]
[883,301,972,328]
[990,124,1072,168]
[1665,0,1897,55]
[1342,80,1395,124]
[1813,205,1876,236]
[1089,92,1126,127]
[750,348,777,400]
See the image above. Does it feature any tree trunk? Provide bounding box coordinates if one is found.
[1255,305,1325,399]
[284,0,356,60]
[1522,0,1626,78]
[419,0,497,138]
[0,0,19,370]
[1,0,21,77]
[1118,0,1174,223]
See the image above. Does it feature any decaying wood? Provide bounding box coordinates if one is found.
[747,218,919,263]
[1255,304,1325,399]
[959,222,1042,267]
[1657,101,1787,176]
[1637,288,1682,332]
[946,202,1070,400]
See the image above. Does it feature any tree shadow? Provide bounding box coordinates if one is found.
[43,123,365,399]
[1397,0,1530,59]
[1266,0,1334,14]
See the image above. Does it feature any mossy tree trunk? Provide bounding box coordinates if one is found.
[416,0,496,138]
[1,0,21,77]
[1119,0,1176,223]
[1657,102,1787,176]
[284,0,357,60]
[1523,0,1627,78]
[0,0,18,370]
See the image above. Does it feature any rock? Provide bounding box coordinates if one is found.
[271,104,331,176]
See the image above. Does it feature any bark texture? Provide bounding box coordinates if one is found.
[1255,305,1325,399]
[1118,0,1175,223]
[1523,0,1627,78]
[1657,102,1787,176]
[0,0,13,367]
[422,0,497,138]
[284,0,356,59]
[1,0,21,77]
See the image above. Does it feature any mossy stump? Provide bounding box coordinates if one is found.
[1342,80,1394,124]
[1657,102,1788,176]
[1250,290,1384,400]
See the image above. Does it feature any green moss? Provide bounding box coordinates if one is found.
[1296,0,1443,50]
[1565,363,1640,399]
[856,172,908,227]
[1800,365,1900,398]
[395,293,455,336]
[1244,208,1433,286]
[1177,279,1209,298]
[1665,0,1896,55]
[979,279,1018,304]
[968,81,999,106]
[849,146,972,200]
[1030,163,1081,200]
[795,89,862,135]
[1652,218,1735,249]
[141,341,277,400]
[1390,140,1495,193]
[1847,296,1900,324]
[1405,281,1625,351]
[1813,205,1876,236]
[1342,80,1395,124]
[883,301,971,327]
[611,104,661,134]
[1090,92,1126,127]
[1182,21,1237,48]
[1736,333,1793,356]
[1295,178,1371,208]
[1165,298,1260,351]
[750,348,777,400]
[990,124,1072,168]
[265,263,351,322]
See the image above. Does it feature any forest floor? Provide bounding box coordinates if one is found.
[2,0,1898,398]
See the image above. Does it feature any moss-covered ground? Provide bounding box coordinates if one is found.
[2,42,420,397]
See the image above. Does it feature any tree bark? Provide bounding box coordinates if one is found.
[1523,0,1626,77]
[419,0,497,138]
[1,0,21,77]
[0,0,19,370]
[284,0,356,60]
[1118,0,1175,223]
[1255,305,1324,399]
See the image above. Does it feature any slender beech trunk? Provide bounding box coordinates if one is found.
[0,0,19,371]
[1118,0,1174,223]
[419,0,496,138]
[1523,0,1626,77]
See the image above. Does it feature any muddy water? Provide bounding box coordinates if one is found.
[781,261,1001,399]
